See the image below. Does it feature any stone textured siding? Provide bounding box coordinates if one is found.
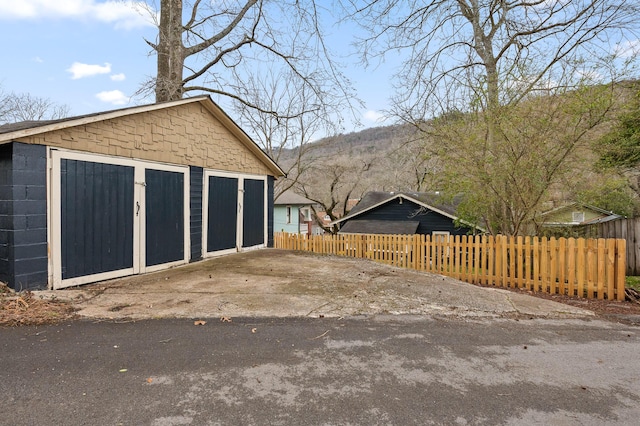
[17,103,272,176]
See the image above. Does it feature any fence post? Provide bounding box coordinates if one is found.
[597,239,606,300]
[606,238,616,300]
[616,239,627,301]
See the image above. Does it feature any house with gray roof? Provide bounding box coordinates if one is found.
[332,191,481,236]
[0,96,284,290]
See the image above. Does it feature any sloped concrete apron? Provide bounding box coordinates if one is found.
[42,249,593,321]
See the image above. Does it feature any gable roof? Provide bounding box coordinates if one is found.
[274,190,315,206]
[539,202,623,225]
[0,95,284,177]
[333,191,461,224]
[539,202,617,217]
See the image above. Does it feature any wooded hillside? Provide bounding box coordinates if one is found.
[277,81,640,235]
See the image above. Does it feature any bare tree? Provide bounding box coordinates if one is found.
[350,0,638,118]
[348,0,640,235]
[231,69,344,199]
[376,128,445,193]
[140,1,358,201]
[145,0,356,116]
[0,87,70,125]
[297,157,373,234]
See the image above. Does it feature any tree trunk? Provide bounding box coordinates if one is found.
[156,0,185,102]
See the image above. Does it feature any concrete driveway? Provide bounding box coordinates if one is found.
[46,249,593,321]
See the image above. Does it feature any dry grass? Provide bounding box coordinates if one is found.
[0,283,77,327]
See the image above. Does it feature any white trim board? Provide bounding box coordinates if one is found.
[201,169,268,259]
[49,149,190,289]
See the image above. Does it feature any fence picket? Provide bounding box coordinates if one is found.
[587,239,597,299]
[533,238,540,292]
[558,238,566,295]
[597,239,606,300]
[549,238,557,294]
[491,236,498,286]
[606,239,616,300]
[567,238,576,297]
[616,239,626,300]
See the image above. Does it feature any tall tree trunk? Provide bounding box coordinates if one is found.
[156,0,185,102]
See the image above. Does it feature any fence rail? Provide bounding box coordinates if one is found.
[274,232,627,301]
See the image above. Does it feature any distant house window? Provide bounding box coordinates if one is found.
[300,207,311,222]
[572,211,585,223]
[286,206,292,224]
[432,231,450,242]
[432,231,451,256]
[324,215,330,222]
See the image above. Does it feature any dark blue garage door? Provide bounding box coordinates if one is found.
[145,169,184,267]
[60,160,134,280]
[207,176,238,252]
[243,179,264,247]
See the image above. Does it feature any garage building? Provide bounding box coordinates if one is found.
[0,96,284,290]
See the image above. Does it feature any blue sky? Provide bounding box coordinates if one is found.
[0,0,395,134]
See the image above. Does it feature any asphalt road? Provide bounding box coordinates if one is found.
[1,316,639,425]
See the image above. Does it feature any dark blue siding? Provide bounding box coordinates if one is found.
[0,144,12,286]
[349,199,470,236]
[267,176,274,247]
[189,166,203,261]
[242,179,264,247]
[0,143,48,290]
[61,160,134,279]
[207,176,238,252]
[145,169,184,267]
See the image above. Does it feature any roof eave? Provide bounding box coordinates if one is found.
[332,193,458,225]
[332,192,485,233]
[0,97,206,143]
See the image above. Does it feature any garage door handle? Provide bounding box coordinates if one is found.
[136,201,140,216]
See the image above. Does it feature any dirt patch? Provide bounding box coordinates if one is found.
[495,286,640,324]
[3,249,640,325]
[48,250,589,320]
[0,283,77,326]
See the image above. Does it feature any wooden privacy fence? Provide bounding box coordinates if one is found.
[274,232,627,301]
[581,217,640,276]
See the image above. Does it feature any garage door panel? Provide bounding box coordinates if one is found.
[242,179,265,247]
[145,169,185,267]
[60,159,134,280]
[207,176,238,252]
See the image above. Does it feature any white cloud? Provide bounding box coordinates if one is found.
[32,56,44,63]
[363,110,385,123]
[96,90,129,105]
[67,62,112,79]
[0,0,156,29]
[110,73,126,81]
